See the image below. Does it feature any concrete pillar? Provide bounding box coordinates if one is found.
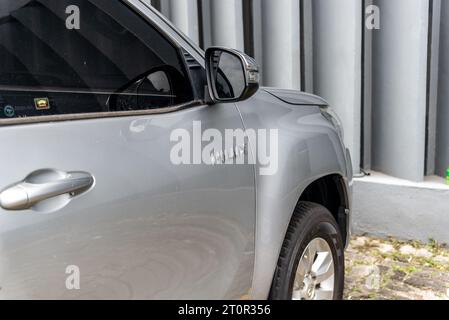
[200,0,212,49]
[436,1,449,178]
[312,0,363,173]
[302,0,314,93]
[426,0,442,176]
[150,0,161,11]
[362,0,373,171]
[371,0,429,181]
[168,0,199,44]
[158,0,171,18]
[252,0,264,84]
[209,0,244,50]
[260,0,301,90]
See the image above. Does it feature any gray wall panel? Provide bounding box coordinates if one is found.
[371,0,429,181]
[436,1,449,178]
[312,0,362,173]
[260,0,301,89]
[209,0,244,50]
[168,0,199,44]
[426,0,442,176]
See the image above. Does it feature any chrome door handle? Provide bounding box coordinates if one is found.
[0,170,94,211]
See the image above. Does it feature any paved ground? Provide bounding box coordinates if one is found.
[345,236,449,300]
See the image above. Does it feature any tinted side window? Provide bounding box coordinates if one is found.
[0,0,194,119]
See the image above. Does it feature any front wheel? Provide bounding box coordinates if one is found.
[269,202,345,300]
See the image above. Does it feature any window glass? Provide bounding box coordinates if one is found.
[0,0,193,119]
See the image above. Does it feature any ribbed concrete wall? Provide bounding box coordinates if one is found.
[152,0,449,181]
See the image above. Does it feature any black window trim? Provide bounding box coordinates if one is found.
[0,0,203,127]
[0,100,204,127]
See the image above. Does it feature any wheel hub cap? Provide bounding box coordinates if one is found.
[292,238,335,300]
[303,274,315,298]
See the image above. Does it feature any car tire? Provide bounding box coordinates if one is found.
[269,202,345,300]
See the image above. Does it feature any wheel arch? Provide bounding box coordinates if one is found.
[298,174,351,247]
[264,174,351,300]
[251,171,352,300]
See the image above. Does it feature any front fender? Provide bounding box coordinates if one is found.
[236,90,350,299]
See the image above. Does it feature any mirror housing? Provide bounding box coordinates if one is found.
[205,47,259,104]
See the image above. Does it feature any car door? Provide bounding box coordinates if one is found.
[0,0,255,300]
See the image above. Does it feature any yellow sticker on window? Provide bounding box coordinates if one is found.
[34,98,50,110]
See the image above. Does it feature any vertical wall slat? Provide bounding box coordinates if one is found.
[436,1,449,177]
[168,0,200,44]
[252,0,264,85]
[209,0,244,50]
[371,0,429,182]
[426,0,442,176]
[260,0,301,90]
[302,0,314,93]
[362,0,374,171]
[243,0,255,57]
[312,0,363,173]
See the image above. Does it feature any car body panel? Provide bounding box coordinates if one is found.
[236,89,351,299]
[0,103,256,299]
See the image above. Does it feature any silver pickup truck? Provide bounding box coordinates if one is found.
[0,0,352,300]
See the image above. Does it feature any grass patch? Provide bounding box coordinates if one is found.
[393,265,420,275]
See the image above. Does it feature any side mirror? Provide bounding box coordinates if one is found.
[205,47,259,103]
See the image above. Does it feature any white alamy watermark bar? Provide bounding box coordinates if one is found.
[170,121,279,176]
